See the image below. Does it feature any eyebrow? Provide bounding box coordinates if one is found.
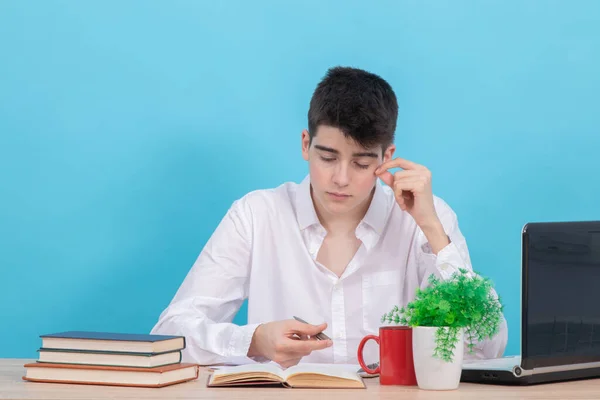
[314,145,378,158]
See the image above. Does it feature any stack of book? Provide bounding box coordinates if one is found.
[23,331,199,388]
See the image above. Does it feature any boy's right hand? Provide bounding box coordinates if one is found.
[247,320,333,368]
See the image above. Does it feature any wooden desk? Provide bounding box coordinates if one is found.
[2,358,600,399]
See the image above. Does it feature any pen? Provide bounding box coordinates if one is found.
[292,316,332,341]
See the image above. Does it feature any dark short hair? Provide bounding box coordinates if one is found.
[308,66,398,151]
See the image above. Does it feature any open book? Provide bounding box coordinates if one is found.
[207,363,365,389]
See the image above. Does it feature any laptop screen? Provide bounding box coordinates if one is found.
[523,221,600,369]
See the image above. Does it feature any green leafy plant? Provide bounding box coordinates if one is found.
[381,268,504,362]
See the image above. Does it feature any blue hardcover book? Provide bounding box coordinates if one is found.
[39,331,185,354]
[37,348,183,368]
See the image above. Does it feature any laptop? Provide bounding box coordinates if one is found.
[461,221,600,385]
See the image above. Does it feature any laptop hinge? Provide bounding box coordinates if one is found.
[514,360,600,377]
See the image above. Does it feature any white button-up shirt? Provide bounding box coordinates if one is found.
[151,176,508,365]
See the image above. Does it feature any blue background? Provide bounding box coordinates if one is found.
[1,0,599,358]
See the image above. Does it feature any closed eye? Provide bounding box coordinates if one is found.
[320,157,336,163]
[355,162,370,169]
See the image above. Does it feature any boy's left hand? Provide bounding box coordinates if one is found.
[375,157,440,231]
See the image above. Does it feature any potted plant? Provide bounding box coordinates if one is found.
[381,268,504,390]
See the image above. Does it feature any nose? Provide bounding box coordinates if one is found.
[332,163,350,187]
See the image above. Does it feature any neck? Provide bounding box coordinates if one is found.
[311,186,374,236]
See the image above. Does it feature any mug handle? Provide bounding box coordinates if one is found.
[357,335,380,375]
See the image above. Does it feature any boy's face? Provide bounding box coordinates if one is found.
[301,126,395,218]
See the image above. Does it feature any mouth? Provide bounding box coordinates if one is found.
[326,192,351,200]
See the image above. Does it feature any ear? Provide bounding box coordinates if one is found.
[382,144,396,163]
[301,130,311,161]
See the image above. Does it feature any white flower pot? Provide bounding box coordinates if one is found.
[412,326,464,390]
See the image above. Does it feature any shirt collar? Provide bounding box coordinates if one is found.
[295,175,389,235]
[296,175,320,230]
[361,180,389,236]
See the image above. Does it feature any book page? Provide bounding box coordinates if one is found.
[211,363,284,379]
[282,363,362,382]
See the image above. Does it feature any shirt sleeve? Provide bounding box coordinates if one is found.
[150,198,260,366]
[415,197,509,359]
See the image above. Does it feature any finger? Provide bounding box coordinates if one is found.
[377,170,394,187]
[395,190,407,210]
[393,170,423,181]
[277,358,302,369]
[376,157,421,173]
[393,183,416,211]
[282,335,332,354]
[287,338,333,356]
[397,196,405,210]
[395,189,409,201]
[393,178,424,193]
[290,321,328,336]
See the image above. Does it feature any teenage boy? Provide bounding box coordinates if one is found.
[151,66,508,368]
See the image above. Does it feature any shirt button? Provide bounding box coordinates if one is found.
[440,264,448,271]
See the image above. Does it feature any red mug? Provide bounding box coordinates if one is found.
[357,326,417,385]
